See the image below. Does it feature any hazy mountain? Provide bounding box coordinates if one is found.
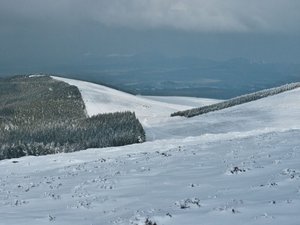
[3,56,298,99]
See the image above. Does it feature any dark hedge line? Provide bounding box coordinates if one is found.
[0,112,145,159]
[171,82,300,118]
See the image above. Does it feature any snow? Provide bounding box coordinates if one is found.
[146,87,300,140]
[1,77,300,225]
[28,74,46,78]
[51,76,221,124]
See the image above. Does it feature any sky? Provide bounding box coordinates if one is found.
[0,0,300,74]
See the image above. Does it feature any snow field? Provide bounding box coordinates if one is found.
[1,129,300,225]
[0,76,299,224]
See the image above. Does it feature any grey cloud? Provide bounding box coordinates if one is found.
[1,0,300,68]
[90,0,300,33]
[0,0,300,33]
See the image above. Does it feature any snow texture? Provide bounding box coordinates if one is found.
[0,77,299,225]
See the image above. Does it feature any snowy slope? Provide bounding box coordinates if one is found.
[52,76,221,141]
[51,76,220,124]
[1,77,300,225]
[147,87,300,140]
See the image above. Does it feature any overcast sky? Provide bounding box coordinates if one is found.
[1,0,300,73]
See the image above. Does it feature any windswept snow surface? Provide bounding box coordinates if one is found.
[1,77,300,225]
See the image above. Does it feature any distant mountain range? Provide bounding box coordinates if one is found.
[1,56,299,99]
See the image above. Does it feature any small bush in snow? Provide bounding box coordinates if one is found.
[145,218,157,225]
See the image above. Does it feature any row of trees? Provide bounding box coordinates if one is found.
[171,82,300,118]
[0,112,145,160]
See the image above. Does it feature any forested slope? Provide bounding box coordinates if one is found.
[0,75,145,160]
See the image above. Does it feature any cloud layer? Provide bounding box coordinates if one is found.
[89,0,300,32]
[1,0,300,33]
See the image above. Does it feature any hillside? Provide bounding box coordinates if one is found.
[0,77,299,225]
[146,85,300,141]
[52,76,220,121]
[52,76,221,141]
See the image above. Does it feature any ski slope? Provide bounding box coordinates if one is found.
[0,77,300,225]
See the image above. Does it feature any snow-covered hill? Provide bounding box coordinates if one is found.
[52,76,219,120]
[52,76,221,140]
[172,82,300,118]
[0,77,300,225]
